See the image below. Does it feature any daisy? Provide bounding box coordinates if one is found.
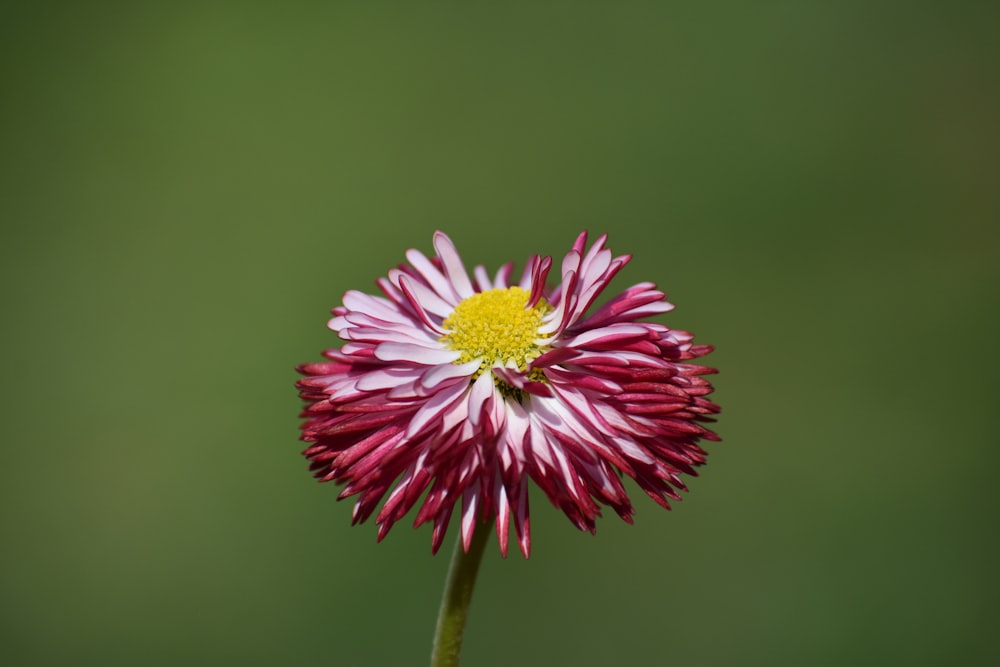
[297,231,719,558]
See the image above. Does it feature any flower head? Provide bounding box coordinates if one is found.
[297,231,720,557]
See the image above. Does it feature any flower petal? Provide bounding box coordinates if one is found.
[405,376,469,439]
[433,231,475,299]
[374,342,460,365]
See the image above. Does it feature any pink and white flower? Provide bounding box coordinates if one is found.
[297,231,720,557]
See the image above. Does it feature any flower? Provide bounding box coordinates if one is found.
[297,231,720,557]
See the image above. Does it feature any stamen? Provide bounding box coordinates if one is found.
[441,287,551,392]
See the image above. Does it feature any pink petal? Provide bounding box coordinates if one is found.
[495,484,510,557]
[514,483,531,558]
[461,486,480,551]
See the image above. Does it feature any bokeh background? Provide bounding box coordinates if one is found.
[2,2,998,665]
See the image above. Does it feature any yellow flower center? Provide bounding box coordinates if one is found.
[441,287,551,386]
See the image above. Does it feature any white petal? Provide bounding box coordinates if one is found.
[473,265,493,292]
[500,400,530,464]
[466,370,496,428]
[579,242,611,286]
[327,315,350,332]
[405,248,460,302]
[394,272,456,318]
[342,290,406,323]
[493,262,515,288]
[433,231,475,299]
[356,368,423,391]
[346,326,440,345]
[375,342,460,364]
[405,378,469,438]
[420,359,481,389]
[612,436,656,465]
[564,324,650,347]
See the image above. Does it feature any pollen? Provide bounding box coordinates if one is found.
[441,286,551,380]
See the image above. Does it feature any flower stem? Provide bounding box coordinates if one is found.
[430,521,491,667]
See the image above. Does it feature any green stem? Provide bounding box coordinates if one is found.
[430,521,492,667]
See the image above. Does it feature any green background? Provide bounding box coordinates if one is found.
[2,2,997,665]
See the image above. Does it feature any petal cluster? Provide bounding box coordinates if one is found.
[297,231,720,557]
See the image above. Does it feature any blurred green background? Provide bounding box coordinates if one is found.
[2,1,998,665]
